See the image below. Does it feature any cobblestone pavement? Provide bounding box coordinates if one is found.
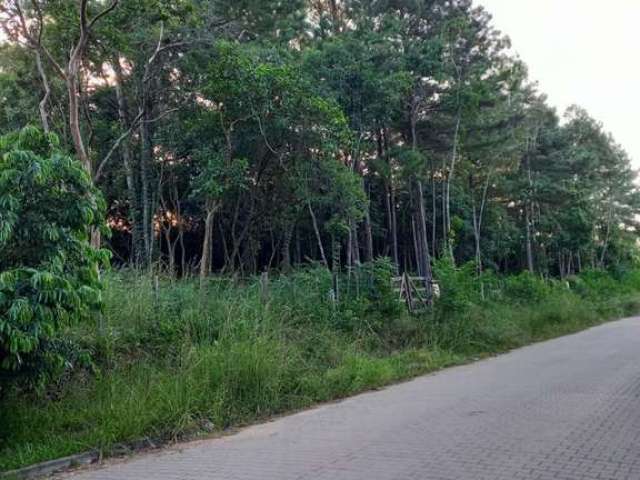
[64,317,640,480]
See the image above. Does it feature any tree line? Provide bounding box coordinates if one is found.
[1,0,638,289]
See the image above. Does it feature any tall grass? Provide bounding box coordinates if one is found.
[2,263,640,472]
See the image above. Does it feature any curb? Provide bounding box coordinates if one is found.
[1,452,99,479]
[0,438,158,479]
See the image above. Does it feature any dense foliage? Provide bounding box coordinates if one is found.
[0,127,108,389]
[0,0,637,281]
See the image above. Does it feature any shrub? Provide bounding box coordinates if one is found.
[573,269,633,298]
[433,258,479,313]
[502,272,551,303]
[364,257,403,315]
[0,127,109,391]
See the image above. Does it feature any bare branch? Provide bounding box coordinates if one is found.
[79,0,89,34]
[8,0,66,77]
[35,51,51,132]
[147,22,165,67]
[94,110,144,182]
[13,1,33,45]
[145,108,179,124]
[87,0,119,31]
[40,46,66,79]
[30,0,44,44]
[255,111,279,156]
[94,106,177,182]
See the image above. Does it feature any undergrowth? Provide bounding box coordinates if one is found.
[2,261,640,472]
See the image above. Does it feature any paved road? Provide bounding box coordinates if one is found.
[65,317,640,480]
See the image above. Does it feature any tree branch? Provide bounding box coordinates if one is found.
[87,0,119,31]
[94,105,178,183]
[93,110,144,182]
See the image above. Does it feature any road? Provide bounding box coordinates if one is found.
[64,317,640,480]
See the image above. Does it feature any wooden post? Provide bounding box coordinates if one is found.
[404,272,414,314]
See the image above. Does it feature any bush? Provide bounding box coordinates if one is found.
[433,258,479,313]
[0,127,109,391]
[502,272,552,303]
[332,258,404,333]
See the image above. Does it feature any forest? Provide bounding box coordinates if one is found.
[2,0,638,280]
[1,0,640,474]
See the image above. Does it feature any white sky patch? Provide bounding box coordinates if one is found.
[476,0,640,168]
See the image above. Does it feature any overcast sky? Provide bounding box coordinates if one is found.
[475,0,640,168]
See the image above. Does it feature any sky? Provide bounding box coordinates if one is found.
[475,0,640,168]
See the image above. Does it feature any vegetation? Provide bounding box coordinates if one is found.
[0,1,637,281]
[0,127,108,391]
[1,0,639,473]
[2,265,640,471]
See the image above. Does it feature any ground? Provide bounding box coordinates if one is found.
[62,317,640,480]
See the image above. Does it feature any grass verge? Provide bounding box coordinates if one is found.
[1,263,640,472]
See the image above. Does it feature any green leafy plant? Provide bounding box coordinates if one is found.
[0,127,109,390]
[502,272,552,303]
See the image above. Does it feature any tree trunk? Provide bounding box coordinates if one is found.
[67,67,90,173]
[164,228,176,277]
[525,203,535,274]
[599,203,613,268]
[524,149,535,274]
[308,202,328,267]
[218,222,230,268]
[411,216,420,275]
[280,221,295,272]
[430,156,437,258]
[471,173,491,277]
[199,200,217,286]
[416,180,434,301]
[178,228,186,276]
[385,182,399,270]
[351,220,361,266]
[472,195,482,275]
[409,94,434,300]
[226,199,255,273]
[445,110,461,260]
[70,64,99,261]
[576,251,582,273]
[346,228,353,269]
[35,52,51,133]
[441,156,447,256]
[331,235,341,273]
[113,58,143,265]
[362,207,374,263]
[295,227,302,265]
[567,252,574,277]
[139,100,154,265]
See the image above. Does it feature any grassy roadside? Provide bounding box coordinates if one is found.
[1,263,640,472]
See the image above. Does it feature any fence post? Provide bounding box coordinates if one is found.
[404,272,414,313]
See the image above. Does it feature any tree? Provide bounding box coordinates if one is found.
[0,127,109,390]
[193,152,248,284]
[0,0,119,174]
[0,0,637,279]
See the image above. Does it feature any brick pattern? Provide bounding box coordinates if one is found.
[63,318,640,480]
